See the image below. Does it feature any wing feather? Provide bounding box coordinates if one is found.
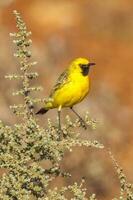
[50,69,69,97]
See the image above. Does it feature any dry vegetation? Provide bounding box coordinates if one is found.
[0,1,133,199]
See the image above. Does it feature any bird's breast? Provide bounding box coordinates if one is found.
[52,74,90,108]
[75,75,90,99]
[66,74,90,105]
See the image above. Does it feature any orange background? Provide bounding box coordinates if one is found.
[0,1,133,199]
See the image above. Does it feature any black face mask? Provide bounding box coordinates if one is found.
[80,63,95,76]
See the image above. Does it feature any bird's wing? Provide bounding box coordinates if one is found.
[50,69,69,97]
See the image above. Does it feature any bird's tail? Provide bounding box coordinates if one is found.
[36,108,48,115]
[36,99,53,115]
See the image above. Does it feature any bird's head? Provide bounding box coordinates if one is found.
[70,57,95,76]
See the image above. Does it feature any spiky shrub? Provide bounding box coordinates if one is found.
[0,10,133,200]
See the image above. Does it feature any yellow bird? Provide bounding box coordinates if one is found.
[36,58,95,129]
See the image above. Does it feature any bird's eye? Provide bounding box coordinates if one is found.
[79,64,89,68]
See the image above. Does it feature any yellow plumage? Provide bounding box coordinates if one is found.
[36,57,95,129]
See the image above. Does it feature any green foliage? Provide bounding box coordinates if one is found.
[0,10,133,200]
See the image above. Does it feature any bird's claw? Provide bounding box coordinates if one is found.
[57,128,64,140]
[79,119,87,130]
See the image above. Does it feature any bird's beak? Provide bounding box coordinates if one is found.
[88,62,96,67]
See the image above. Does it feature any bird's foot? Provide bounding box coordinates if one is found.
[78,118,87,130]
[57,127,63,140]
[57,127,68,140]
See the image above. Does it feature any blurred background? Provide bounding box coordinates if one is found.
[0,0,133,199]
